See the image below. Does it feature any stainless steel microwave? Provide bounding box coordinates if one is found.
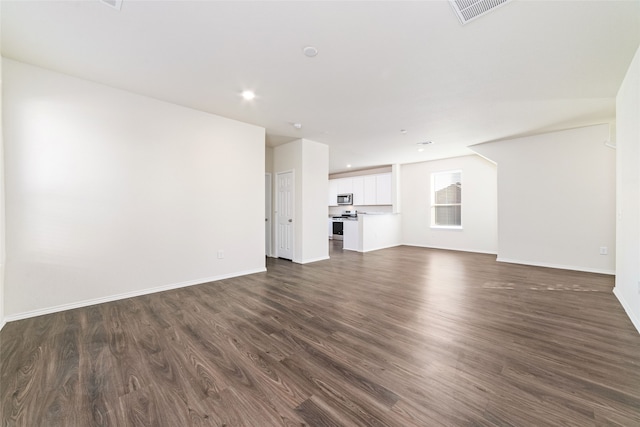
[337,193,353,205]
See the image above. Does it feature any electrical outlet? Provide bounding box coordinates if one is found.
[217,250,224,259]
[599,246,608,255]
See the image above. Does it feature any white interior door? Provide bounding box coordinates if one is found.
[276,171,294,260]
[265,173,272,257]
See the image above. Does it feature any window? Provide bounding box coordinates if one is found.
[431,170,462,228]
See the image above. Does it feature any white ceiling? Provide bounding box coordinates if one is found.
[2,1,639,173]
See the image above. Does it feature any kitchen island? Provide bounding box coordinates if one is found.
[342,213,401,253]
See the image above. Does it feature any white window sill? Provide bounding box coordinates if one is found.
[430,225,463,230]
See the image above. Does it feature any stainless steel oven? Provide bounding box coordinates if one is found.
[332,220,344,240]
[331,210,357,241]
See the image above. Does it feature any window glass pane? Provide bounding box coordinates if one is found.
[434,206,461,226]
[433,172,461,204]
[432,170,462,227]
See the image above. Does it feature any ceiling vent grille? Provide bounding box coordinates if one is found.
[449,0,513,24]
[99,0,123,11]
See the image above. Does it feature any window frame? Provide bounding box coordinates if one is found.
[430,169,463,229]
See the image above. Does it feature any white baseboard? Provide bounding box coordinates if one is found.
[3,267,267,324]
[497,257,615,275]
[613,287,640,335]
[361,243,402,253]
[296,256,330,264]
[403,243,498,255]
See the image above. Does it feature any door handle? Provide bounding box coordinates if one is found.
[288,219,293,223]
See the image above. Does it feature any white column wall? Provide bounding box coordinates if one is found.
[301,140,329,263]
[3,59,266,319]
[614,45,640,333]
[0,52,5,329]
[273,139,329,264]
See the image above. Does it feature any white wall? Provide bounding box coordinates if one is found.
[265,146,274,258]
[614,45,640,333]
[301,140,330,263]
[400,155,498,254]
[265,146,274,174]
[3,59,266,319]
[473,124,616,274]
[0,52,5,329]
[273,139,329,264]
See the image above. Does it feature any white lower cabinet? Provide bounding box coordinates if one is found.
[343,220,359,251]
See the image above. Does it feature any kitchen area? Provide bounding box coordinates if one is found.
[328,167,402,253]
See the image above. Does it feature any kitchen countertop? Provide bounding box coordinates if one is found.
[358,212,398,215]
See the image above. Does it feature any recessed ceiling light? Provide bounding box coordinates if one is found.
[346,164,352,168]
[241,90,255,100]
[293,123,302,129]
[417,148,425,152]
[303,46,318,57]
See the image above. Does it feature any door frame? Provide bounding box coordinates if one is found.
[276,170,295,261]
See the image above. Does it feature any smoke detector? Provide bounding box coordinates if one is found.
[449,0,513,24]
[302,46,319,58]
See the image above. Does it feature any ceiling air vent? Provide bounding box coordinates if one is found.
[449,0,513,24]
[99,0,123,11]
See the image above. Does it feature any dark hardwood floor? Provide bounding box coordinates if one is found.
[2,241,639,426]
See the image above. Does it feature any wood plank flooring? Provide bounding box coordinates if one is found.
[2,242,639,426]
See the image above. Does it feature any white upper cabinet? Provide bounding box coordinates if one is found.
[328,179,338,206]
[363,175,377,205]
[337,178,353,195]
[352,176,364,206]
[375,173,392,205]
[328,172,392,206]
